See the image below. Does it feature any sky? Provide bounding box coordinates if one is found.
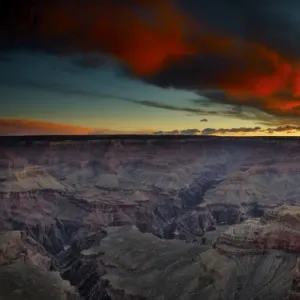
[2,0,300,136]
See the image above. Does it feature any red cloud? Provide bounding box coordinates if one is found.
[39,0,197,76]
[200,37,300,116]
[6,0,300,118]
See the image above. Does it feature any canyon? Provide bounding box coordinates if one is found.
[1,136,300,299]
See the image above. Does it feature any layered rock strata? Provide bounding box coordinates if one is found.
[0,230,81,300]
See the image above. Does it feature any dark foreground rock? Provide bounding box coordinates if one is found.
[57,224,298,300]
[0,230,81,300]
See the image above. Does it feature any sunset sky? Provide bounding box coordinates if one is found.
[2,0,300,136]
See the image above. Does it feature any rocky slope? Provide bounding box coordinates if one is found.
[1,137,300,299]
[1,137,294,238]
[0,230,81,300]
[1,205,299,300]
[56,214,299,300]
[0,138,251,241]
[56,205,300,300]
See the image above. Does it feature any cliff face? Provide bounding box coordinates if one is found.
[0,230,81,300]
[55,224,298,300]
[289,257,300,300]
[2,139,300,299]
[212,206,300,300]
[215,206,300,255]
[1,138,295,244]
[58,226,215,300]
[0,209,299,300]
[0,139,250,228]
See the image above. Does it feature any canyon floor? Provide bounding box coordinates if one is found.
[1,136,300,300]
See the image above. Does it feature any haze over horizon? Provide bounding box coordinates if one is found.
[2,0,300,136]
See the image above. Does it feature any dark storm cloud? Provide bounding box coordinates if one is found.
[181,129,200,135]
[71,54,110,69]
[268,125,300,132]
[128,99,283,125]
[3,0,300,61]
[153,125,300,136]
[142,1,300,120]
[3,0,300,121]
[153,126,262,136]
[1,0,198,76]
[180,0,300,61]
[201,125,300,135]
[145,53,275,91]
[154,130,180,135]
[128,99,214,115]
[153,129,200,135]
[201,126,261,135]
[200,128,217,135]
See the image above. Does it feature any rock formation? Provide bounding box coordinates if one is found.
[0,230,81,300]
[1,137,300,299]
[215,206,300,255]
[289,257,300,300]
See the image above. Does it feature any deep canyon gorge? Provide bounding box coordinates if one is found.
[1,136,300,300]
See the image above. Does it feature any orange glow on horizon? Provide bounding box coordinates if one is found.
[0,119,155,135]
[0,118,299,136]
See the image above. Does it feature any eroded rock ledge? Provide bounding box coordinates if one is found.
[0,230,80,300]
[215,206,300,256]
[214,206,300,300]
